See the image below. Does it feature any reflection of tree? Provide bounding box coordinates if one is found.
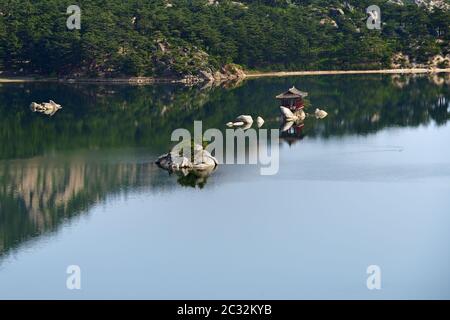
[429,95,450,126]
[0,74,449,259]
[0,83,218,160]
[0,157,164,258]
[280,122,305,146]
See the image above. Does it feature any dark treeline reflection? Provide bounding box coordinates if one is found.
[0,74,449,258]
[0,158,165,257]
[0,74,449,160]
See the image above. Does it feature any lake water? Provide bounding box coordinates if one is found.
[0,74,449,299]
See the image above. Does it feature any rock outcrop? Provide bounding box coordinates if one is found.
[388,0,450,10]
[280,106,306,122]
[315,108,328,119]
[30,100,62,116]
[196,64,246,83]
[429,55,450,69]
[226,114,254,128]
[391,52,412,69]
[156,142,218,172]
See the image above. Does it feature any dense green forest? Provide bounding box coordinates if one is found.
[0,0,449,78]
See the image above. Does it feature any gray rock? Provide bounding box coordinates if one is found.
[315,108,328,119]
[281,121,294,132]
[256,116,265,128]
[30,100,62,116]
[235,115,253,124]
[171,155,192,170]
[155,153,171,170]
[193,149,218,169]
[199,70,214,82]
[280,106,305,121]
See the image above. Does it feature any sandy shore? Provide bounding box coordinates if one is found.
[0,77,173,84]
[1,68,450,83]
[245,68,450,78]
[0,77,43,83]
[0,76,187,84]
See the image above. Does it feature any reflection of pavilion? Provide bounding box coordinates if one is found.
[280,121,305,146]
[276,86,308,146]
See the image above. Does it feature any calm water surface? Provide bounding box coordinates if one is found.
[0,75,449,299]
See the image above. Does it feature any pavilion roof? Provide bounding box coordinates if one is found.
[275,86,308,99]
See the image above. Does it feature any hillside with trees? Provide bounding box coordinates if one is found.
[0,0,449,80]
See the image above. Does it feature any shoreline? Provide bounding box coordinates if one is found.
[244,68,450,78]
[1,68,450,84]
[0,77,174,84]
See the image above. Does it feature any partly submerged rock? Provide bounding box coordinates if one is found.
[30,102,45,112]
[194,149,218,168]
[156,153,192,171]
[171,155,192,170]
[30,100,62,116]
[315,108,328,119]
[155,153,171,169]
[296,109,306,121]
[240,122,253,130]
[235,115,253,124]
[43,101,62,116]
[156,143,218,173]
[256,116,265,128]
[225,121,246,128]
[226,115,254,128]
[232,121,245,127]
[281,121,295,132]
[279,106,294,120]
[280,106,305,122]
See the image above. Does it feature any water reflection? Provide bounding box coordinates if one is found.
[0,154,167,257]
[29,100,63,116]
[280,121,305,146]
[175,167,216,189]
[0,73,449,260]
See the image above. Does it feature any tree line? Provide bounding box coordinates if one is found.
[0,0,449,77]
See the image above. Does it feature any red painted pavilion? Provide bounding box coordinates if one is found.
[275,86,308,111]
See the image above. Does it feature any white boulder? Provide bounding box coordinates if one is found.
[256,116,265,128]
[156,144,218,172]
[280,106,305,121]
[315,108,328,119]
[235,115,253,124]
